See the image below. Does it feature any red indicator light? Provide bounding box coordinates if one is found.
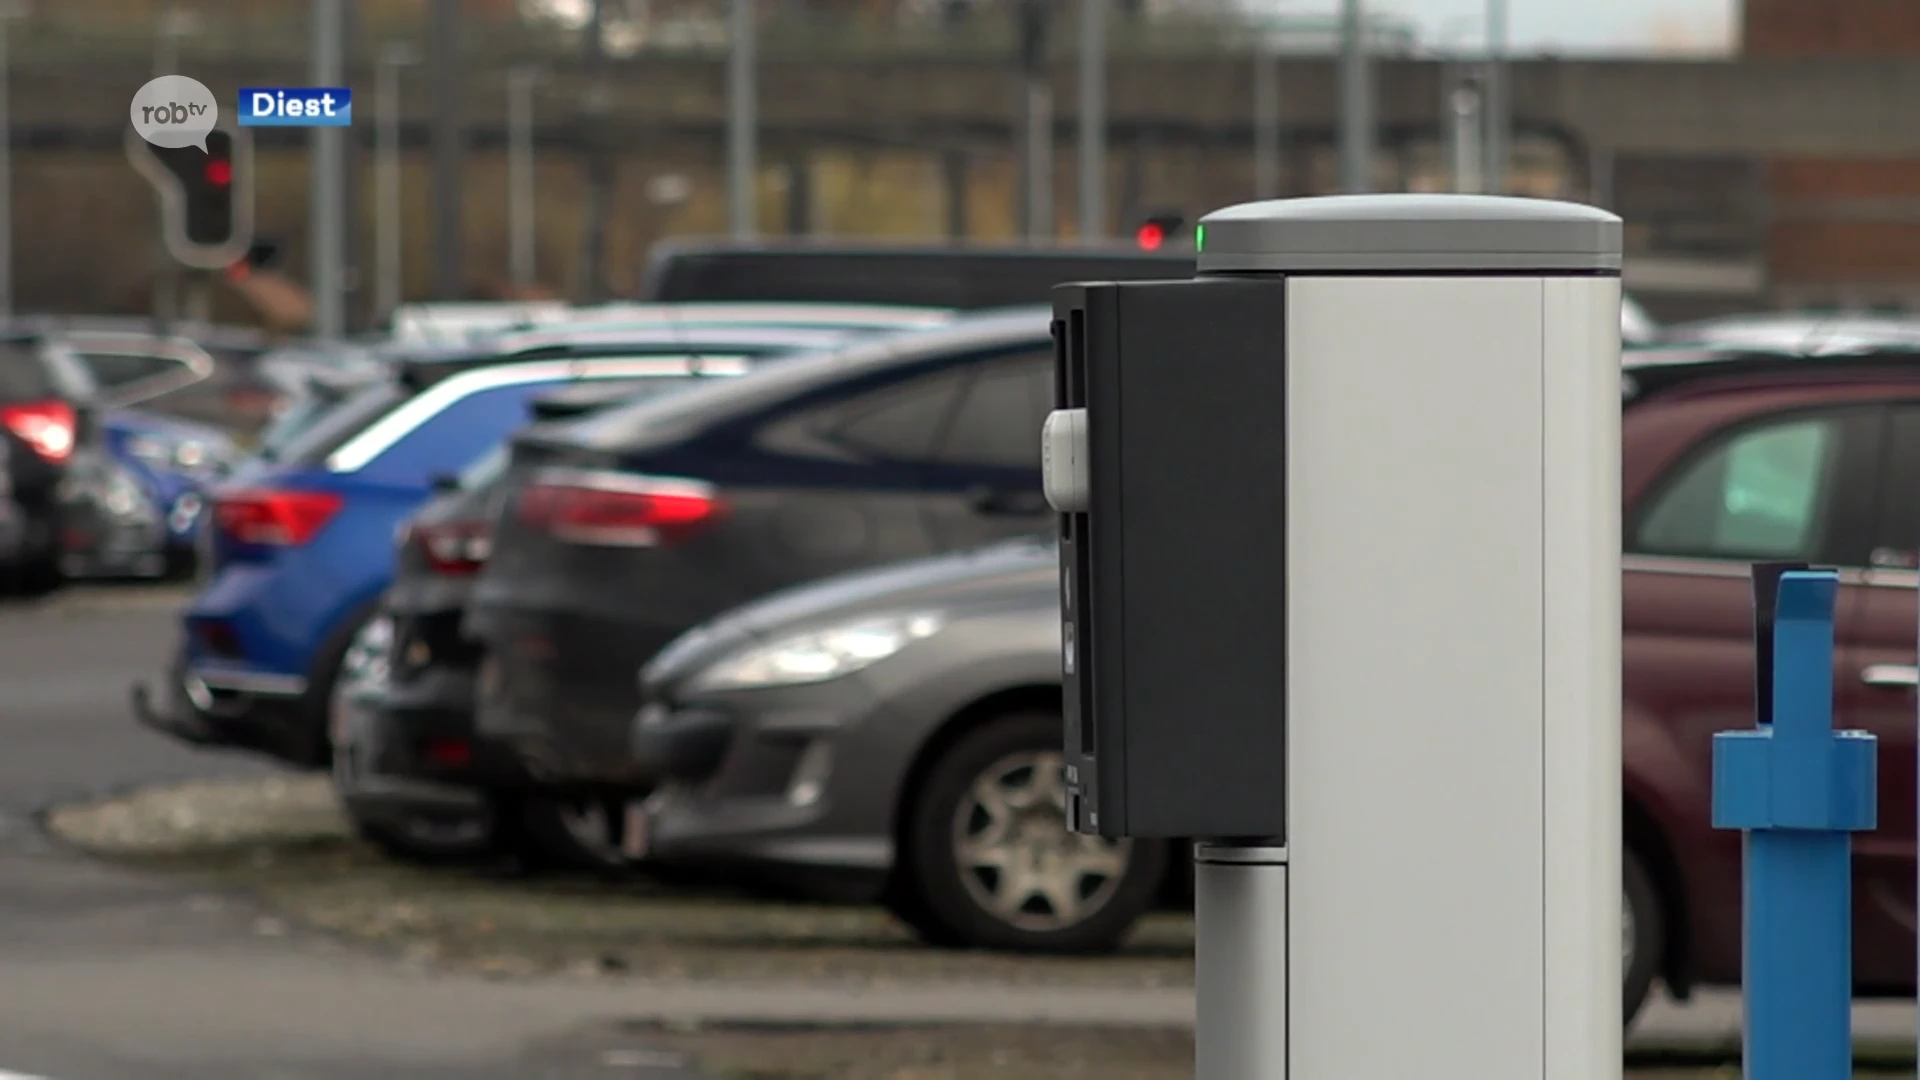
[204,159,233,186]
[1136,223,1165,251]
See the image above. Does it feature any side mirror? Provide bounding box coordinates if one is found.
[429,473,460,494]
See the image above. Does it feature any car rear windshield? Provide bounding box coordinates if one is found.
[259,380,407,465]
[642,250,1195,309]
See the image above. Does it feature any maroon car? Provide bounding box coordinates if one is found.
[1623,343,1920,1022]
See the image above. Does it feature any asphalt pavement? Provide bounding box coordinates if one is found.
[0,589,700,1080]
[0,585,1912,1078]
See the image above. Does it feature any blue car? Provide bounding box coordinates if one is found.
[132,310,953,768]
[100,408,238,576]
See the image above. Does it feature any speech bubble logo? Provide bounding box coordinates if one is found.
[129,75,219,151]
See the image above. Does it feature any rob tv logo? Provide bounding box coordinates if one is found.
[238,87,352,127]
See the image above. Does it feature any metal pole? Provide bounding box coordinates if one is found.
[153,20,178,76]
[578,0,611,301]
[727,0,757,240]
[1337,0,1372,193]
[1195,843,1289,1080]
[427,0,464,300]
[153,10,187,322]
[1027,81,1054,239]
[508,67,538,288]
[1483,0,1509,194]
[1017,0,1052,240]
[1448,70,1483,194]
[1076,0,1106,240]
[1252,42,1280,199]
[337,0,362,330]
[0,10,13,320]
[311,0,345,342]
[1588,142,1614,209]
[374,45,408,323]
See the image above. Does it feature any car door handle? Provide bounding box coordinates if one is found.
[1860,664,1919,689]
[967,486,1050,517]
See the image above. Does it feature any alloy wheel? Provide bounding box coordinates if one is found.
[950,749,1131,933]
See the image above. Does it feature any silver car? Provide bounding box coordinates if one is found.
[628,536,1173,954]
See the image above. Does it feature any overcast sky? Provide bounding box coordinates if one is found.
[1267,0,1738,54]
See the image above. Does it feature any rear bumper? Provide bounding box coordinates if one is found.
[333,683,493,826]
[131,647,319,766]
[472,608,685,792]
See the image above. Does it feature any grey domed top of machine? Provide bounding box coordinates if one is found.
[1195,193,1624,274]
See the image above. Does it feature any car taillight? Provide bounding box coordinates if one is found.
[0,400,75,463]
[213,489,343,546]
[514,468,722,548]
[414,521,492,576]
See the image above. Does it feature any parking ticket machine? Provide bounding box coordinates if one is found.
[1044,194,1625,1080]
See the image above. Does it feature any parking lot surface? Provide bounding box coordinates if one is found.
[0,585,1914,1079]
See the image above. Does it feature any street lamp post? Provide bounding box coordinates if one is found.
[153,7,197,77]
[507,66,543,289]
[311,0,347,342]
[0,1,24,320]
[1076,0,1106,240]
[1484,0,1509,193]
[1337,0,1374,194]
[374,43,417,325]
[1252,31,1281,199]
[1448,72,1484,194]
[727,0,758,240]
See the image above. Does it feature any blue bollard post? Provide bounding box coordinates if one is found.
[1712,567,1877,1080]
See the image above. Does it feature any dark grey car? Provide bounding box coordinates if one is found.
[466,309,1060,803]
[627,535,1172,954]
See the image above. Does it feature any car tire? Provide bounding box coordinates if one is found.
[11,553,60,598]
[899,710,1167,953]
[1624,846,1664,1030]
[300,605,390,769]
[349,812,496,866]
[510,796,633,877]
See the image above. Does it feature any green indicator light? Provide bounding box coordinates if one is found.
[1195,225,1205,252]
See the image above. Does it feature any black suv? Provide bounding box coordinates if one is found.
[463,307,1058,846]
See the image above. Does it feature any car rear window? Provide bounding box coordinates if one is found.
[552,338,902,450]
[262,380,407,465]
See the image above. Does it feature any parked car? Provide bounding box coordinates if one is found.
[637,237,1659,341]
[628,339,1920,1023]
[97,409,238,578]
[1620,295,1658,344]
[1654,310,1920,355]
[462,307,1060,847]
[331,379,709,862]
[0,328,111,594]
[130,315,934,769]
[57,453,170,580]
[389,302,572,345]
[46,322,289,437]
[629,535,1142,952]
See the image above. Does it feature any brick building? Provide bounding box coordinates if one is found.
[1742,0,1920,309]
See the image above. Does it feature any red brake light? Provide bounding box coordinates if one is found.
[421,737,473,769]
[0,401,75,463]
[514,469,722,548]
[214,489,343,546]
[413,521,492,576]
